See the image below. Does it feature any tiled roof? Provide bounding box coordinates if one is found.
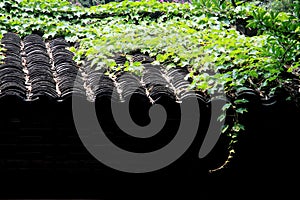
[4,32,298,108]
[1,32,84,100]
[0,32,198,104]
[0,32,215,177]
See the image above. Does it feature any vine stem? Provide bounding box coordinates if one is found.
[208,148,235,173]
[209,103,240,173]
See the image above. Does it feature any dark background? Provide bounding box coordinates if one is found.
[0,94,299,199]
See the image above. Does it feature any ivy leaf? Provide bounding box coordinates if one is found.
[132,61,141,67]
[222,103,232,111]
[68,46,76,53]
[236,108,248,114]
[234,99,249,104]
[248,70,258,78]
[221,124,229,133]
[173,56,180,63]
[275,12,289,22]
[217,114,226,122]
[44,29,57,38]
[232,123,245,132]
[65,35,79,43]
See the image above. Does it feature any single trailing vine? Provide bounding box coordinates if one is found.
[0,0,299,172]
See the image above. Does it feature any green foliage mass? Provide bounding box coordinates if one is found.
[0,0,299,170]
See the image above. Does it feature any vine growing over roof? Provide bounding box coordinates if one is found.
[0,0,300,172]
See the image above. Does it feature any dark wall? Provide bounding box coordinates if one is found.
[1,94,299,198]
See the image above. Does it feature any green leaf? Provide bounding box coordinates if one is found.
[234,99,249,104]
[221,124,229,133]
[217,114,226,122]
[132,61,141,67]
[222,103,232,111]
[232,123,245,132]
[236,108,248,114]
[249,70,258,78]
[275,12,289,22]
[68,46,76,53]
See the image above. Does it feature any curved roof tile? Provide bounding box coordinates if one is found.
[0,32,197,104]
